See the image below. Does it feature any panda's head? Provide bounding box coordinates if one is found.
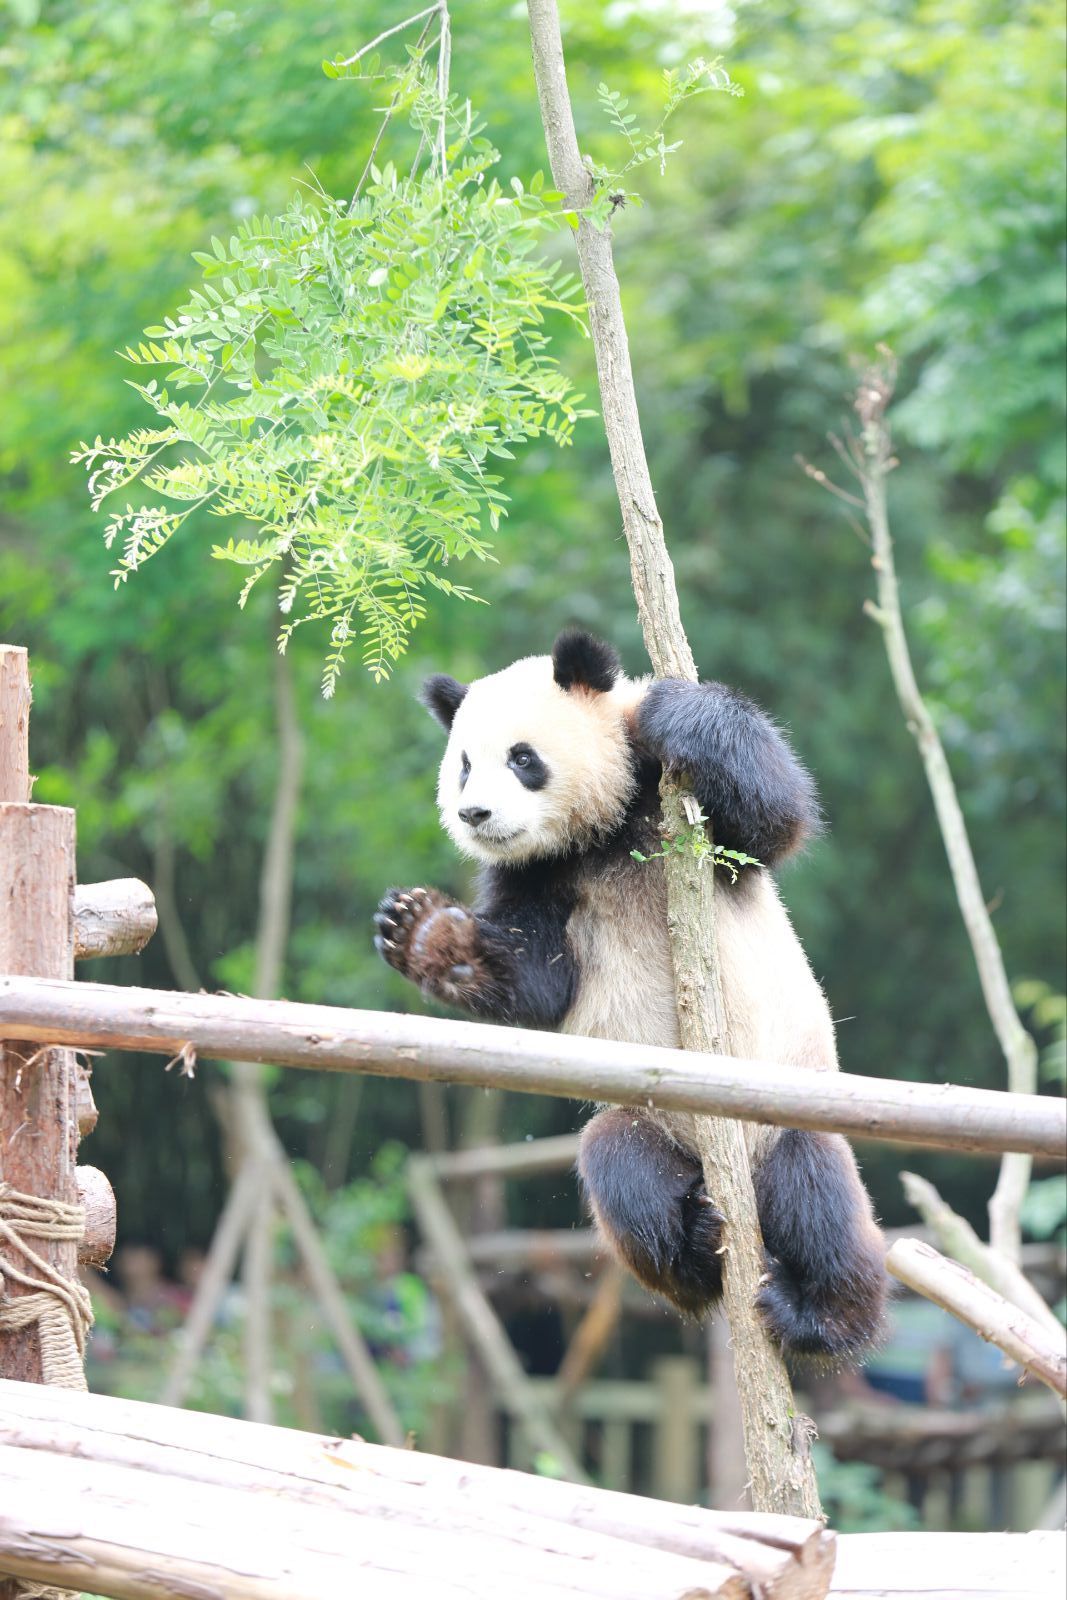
[421,629,642,866]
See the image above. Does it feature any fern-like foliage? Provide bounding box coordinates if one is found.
[585,60,743,226]
[73,70,591,691]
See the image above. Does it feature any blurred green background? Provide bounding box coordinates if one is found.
[1,0,1064,1473]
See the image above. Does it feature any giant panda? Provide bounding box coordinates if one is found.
[375,628,887,1360]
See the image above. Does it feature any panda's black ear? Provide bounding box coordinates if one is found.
[419,674,468,730]
[552,629,620,695]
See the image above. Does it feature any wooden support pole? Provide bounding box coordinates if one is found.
[887,1239,1067,1400]
[73,878,157,961]
[1,976,1063,1156]
[0,796,80,1385]
[407,1156,589,1482]
[0,647,31,804]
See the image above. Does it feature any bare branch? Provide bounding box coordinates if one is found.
[848,357,1040,1263]
[334,4,441,68]
[900,1170,1064,1340]
[887,1238,1067,1400]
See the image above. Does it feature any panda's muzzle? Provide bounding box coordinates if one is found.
[459,805,493,828]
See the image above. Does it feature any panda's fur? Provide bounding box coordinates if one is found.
[376,629,887,1360]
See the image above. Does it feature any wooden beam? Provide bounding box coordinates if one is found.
[74,878,157,961]
[0,976,1063,1156]
[0,1379,836,1600]
[428,1133,581,1181]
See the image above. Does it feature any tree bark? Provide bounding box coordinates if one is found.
[525,0,821,1515]
[0,805,79,1387]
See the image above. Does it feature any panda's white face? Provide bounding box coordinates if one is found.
[435,655,641,865]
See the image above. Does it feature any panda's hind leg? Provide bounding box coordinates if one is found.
[577,1108,724,1316]
[754,1129,887,1363]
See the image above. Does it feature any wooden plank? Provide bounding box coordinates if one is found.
[830,1531,1063,1599]
[1,976,1063,1155]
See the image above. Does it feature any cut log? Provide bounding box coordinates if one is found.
[73,878,157,961]
[75,1164,116,1267]
[1,977,1063,1156]
[0,1381,834,1600]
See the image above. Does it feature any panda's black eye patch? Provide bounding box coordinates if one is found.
[507,743,548,791]
[459,751,471,791]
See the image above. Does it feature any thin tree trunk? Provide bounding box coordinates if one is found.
[851,364,1039,1263]
[526,0,820,1516]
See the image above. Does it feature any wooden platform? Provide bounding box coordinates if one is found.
[831,1531,1063,1599]
[0,1382,1062,1600]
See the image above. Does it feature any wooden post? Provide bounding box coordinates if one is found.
[0,647,90,1600]
[0,646,83,1391]
[651,1356,701,1504]
[0,647,31,802]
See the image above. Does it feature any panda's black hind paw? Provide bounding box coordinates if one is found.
[578,1108,726,1318]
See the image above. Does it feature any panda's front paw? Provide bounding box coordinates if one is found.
[374,887,483,1001]
[374,886,442,976]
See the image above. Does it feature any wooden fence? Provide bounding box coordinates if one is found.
[2,636,1066,1600]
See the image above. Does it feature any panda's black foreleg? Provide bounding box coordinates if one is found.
[374,886,576,1027]
[754,1129,887,1363]
[636,679,821,867]
[578,1108,725,1316]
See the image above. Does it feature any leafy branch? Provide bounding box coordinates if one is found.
[585,60,743,228]
[74,47,591,693]
[631,804,761,883]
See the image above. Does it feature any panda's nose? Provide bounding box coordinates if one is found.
[459,805,492,828]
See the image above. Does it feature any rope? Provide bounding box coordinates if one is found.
[0,1183,92,1390]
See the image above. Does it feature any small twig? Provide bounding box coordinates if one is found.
[162,1041,197,1079]
[794,454,865,510]
[334,3,441,68]
[887,1238,1067,1400]
[435,1,452,178]
[350,13,439,210]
